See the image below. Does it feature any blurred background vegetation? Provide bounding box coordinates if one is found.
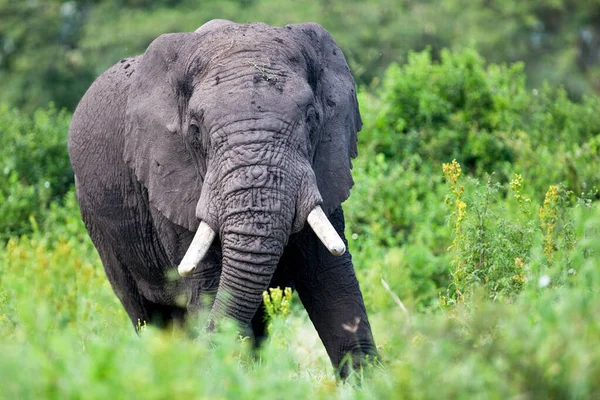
[2,0,600,112]
[1,0,600,398]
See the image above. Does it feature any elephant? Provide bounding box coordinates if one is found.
[68,19,378,377]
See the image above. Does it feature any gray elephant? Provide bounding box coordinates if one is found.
[68,19,377,377]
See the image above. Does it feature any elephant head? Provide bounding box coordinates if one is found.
[123,20,361,327]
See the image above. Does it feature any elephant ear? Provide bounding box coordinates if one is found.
[293,22,362,214]
[124,23,224,232]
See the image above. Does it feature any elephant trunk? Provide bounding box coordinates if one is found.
[211,215,288,323]
[209,176,292,324]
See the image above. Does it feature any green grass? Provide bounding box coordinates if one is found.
[2,189,599,399]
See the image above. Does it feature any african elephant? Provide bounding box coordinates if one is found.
[68,19,377,377]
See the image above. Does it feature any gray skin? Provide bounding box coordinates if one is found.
[68,20,377,377]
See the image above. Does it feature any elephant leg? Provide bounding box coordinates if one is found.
[250,302,268,347]
[91,240,151,330]
[142,298,187,329]
[289,207,378,379]
[94,239,188,330]
[80,201,183,330]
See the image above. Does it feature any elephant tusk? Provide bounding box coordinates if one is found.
[307,206,346,256]
[178,221,216,277]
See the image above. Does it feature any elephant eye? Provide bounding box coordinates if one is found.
[305,106,320,125]
[305,106,320,148]
[188,123,202,150]
[188,123,200,137]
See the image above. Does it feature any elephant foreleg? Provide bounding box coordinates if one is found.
[290,207,378,379]
[95,242,188,329]
[80,200,186,330]
[90,236,151,330]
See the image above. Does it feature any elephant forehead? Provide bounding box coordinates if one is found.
[198,74,310,122]
[201,23,303,59]
[196,25,306,83]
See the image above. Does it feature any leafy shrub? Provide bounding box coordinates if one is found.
[442,161,535,303]
[0,104,73,241]
[349,47,600,311]
[362,49,525,173]
[345,153,451,311]
[361,49,600,197]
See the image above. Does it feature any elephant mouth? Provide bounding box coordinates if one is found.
[177,204,345,277]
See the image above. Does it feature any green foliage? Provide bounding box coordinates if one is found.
[345,153,451,311]
[349,46,600,314]
[262,286,292,319]
[539,184,576,264]
[364,48,525,176]
[363,48,600,195]
[2,191,600,398]
[368,218,600,397]
[441,162,538,304]
[0,1,95,112]
[262,286,293,334]
[2,1,600,112]
[439,157,597,308]
[0,104,73,241]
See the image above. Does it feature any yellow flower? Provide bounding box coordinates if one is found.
[515,257,524,268]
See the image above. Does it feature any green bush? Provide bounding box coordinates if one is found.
[345,153,451,311]
[361,49,600,197]
[359,204,600,399]
[0,104,73,241]
[348,47,600,312]
[361,49,527,171]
